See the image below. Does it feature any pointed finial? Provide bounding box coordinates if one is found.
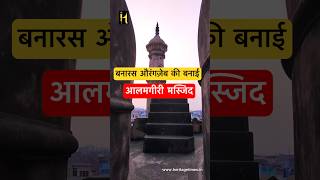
[156,22,159,35]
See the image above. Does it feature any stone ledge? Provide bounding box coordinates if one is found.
[150,99,188,104]
[0,112,78,156]
[211,117,248,131]
[110,97,134,113]
[145,123,193,136]
[150,103,189,112]
[148,112,191,122]
[143,135,194,153]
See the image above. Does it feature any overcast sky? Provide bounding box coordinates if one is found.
[126,0,203,111]
[71,0,110,150]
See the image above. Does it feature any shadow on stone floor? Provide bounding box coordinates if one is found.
[128,134,204,180]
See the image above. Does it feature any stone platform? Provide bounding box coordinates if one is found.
[143,99,194,153]
[129,134,203,180]
[211,117,259,180]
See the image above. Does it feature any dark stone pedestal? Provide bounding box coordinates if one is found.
[84,177,109,180]
[144,135,194,153]
[143,99,194,153]
[211,117,259,180]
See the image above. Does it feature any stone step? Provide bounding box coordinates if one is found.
[211,131,254,161]
[83,177,109,180]
[211,117,249,131]
[149,103,190,112]
[211,160,259,180]
[145,123,193,136]
[148,118,191,123]
[143,135,194,153]
[148,112,191,123]
[150,98,188,104]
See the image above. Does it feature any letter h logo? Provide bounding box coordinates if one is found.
[119,11,129,24]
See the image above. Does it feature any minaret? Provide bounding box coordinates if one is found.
[146,23,167,113]
[146,22,167,73]
[143,24,194,154]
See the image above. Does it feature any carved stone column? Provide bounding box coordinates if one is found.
[0,0,82,179]
[282,0,320,179]
[110,0,136,180]
[198,0,210,179]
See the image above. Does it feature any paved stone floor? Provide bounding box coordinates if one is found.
[128,134,204,180]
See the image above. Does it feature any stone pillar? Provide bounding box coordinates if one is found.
[0,0,81,179]
[282,1,320,180]
[110,0,136,180]
[199,0,259,179]
[197,0,210,179]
